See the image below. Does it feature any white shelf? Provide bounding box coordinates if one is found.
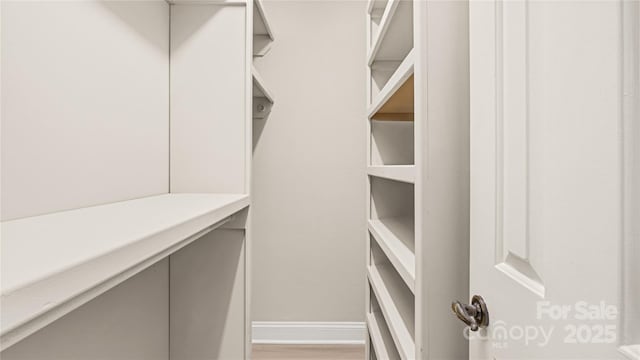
[369,49,414,121]
[367,0,413,67]
[252,65,274,104]
[367,265,415,360]
[367,165,415,184]
[369,218,415,292]
[0,193,249,350]
[253,0,275,56]
[367,311,400,360]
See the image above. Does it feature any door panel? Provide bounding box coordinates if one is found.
[469,0,630,358]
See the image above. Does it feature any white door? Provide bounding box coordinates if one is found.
[466,0,639,359]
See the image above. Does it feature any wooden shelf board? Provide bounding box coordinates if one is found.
[367,312,401,360]
[369,217,415,292]
[252,65,274,104]
[367,166,415,184]
[367,0,412,66]
[0,193,249,350]
[369,50,414,121]
[371,76,413,121]
[367,265,415,360]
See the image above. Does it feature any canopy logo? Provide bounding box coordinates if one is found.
[465,301,618,348]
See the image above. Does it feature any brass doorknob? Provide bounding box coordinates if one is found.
[451,295,489,331]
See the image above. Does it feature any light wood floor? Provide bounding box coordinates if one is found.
[252,344,365,360]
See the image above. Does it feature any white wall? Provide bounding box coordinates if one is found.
[0,1,170,356]
[252,0,366,322]
[1,1,169,221]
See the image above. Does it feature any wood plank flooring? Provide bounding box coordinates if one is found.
[252,344,365,360]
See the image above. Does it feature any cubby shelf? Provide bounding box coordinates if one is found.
[253,0,275,56]
[369,217,415,292]
[367,311,401,360]
[367,165,415,184]
[367,0,413,67]
[0,193,249,350]
[367,265,415,360]
[368,49,414,121]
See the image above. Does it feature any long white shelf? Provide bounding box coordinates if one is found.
[367,165,415,184]
[0,193,249,350]
[368,265,415,360]
[368,49,414,120]
[367,0,412,67]
[252,65,274,104]
[367,311,401,360]
[369,217,415,292]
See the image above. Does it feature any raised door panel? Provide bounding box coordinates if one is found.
[493,0,544,297]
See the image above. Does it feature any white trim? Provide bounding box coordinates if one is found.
[252,322,366,345]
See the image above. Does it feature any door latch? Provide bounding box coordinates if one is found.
[451,295,489,331]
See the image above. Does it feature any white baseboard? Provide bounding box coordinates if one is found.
[252,321,366,345]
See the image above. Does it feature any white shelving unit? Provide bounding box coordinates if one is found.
[1,1,275,358]
[365,1,469,359]
[252,0,275,121]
